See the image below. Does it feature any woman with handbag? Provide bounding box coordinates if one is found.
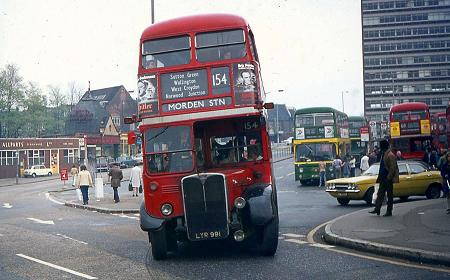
[129,163,142,197]
[76,165,93,205]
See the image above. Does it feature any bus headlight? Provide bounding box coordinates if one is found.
[299,168,304,173]
[234,197,246,209]
[161,203,173,216]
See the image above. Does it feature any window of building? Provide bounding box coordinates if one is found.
[28,150,45,166]
[0,151,18,166]
[63,149,77,164]
[431,98,443,105]
[112,116,120,128]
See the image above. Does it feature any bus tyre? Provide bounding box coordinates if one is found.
[299,180,308,186]
[364,188,374,205]
[32,173,36,178]
[259,215,279,256]
[337,198,350,206]
[399,196,409,202]
[425,184,441,199]
[166,229,178,252]
[149,228,167,260]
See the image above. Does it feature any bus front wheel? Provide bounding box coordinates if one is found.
[149,228,167,260]
[259,215,279,256]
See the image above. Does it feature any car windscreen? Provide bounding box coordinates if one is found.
[363,164,379,176]
[295,143,336,162]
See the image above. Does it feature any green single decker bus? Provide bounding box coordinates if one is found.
[348,116,368,166]
[293,107,350,185]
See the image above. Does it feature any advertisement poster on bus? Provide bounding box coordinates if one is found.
[360,127,370,142]
[420,119,431,134]
[295,127,305,140]
[233,62,257,105]
[324,126,334,138]
[138,75,159,117]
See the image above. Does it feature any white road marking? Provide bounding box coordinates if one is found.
[16,254,97,279]
[45,193,64,205]
[278,236,285,240]
[27,218,55,225]
[111,213,139,220]
[287,172,294,176]
[276,176,284,180]
[285,239,308,245]
[133,213,140,217]
[417,212,425,215]
[0,233,4,236]
[282,233,305,238]
[309,243,335,249]
[56,233,88,245]
[3,203,13,208]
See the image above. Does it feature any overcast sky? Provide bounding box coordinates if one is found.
[0,0,363,116]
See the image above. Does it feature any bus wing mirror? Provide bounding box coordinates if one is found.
[264,103,274,109]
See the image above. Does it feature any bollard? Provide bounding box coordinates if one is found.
[95,177,104,199]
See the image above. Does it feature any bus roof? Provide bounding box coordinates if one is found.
[348,116,366,121]
[390,102,428,113]
[294,107,345,115]
[141,14,249,39]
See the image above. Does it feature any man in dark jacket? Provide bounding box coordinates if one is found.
[108,163,123,203]
[369,140,399,216]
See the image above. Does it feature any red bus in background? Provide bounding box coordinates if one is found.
[431,111,448,153]
[389,102,432,160]
[126,14,278,260]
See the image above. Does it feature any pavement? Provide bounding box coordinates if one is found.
[323,198,450,267]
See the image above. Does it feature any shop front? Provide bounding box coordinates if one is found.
[0,138,81,179]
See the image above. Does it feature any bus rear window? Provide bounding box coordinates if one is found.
[196,29,246,62]
[409,110,427,120]
[142,35,191,69]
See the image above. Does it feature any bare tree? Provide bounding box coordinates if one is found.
[67,81,83,107]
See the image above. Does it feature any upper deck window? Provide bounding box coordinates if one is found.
[392,110,427,121]
[196,29,246,62]
[295,113,335,127]
[142,35,191,69]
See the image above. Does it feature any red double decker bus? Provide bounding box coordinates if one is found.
[389,102,432,159]
[431,111,448,152]
[126,14,278,259]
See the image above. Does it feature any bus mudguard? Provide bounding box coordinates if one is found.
[139,202,164,231]
[243,184,276,226]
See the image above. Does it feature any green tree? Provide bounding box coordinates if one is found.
[22,82,48,137]
[47,85,69,136]
[0,64,25,137]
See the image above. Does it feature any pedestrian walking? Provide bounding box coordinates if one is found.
[75,165,93,205]
[70,164,78,187]
[439,152,450,209]
[108,163,123,203]
[360,153,369,173]
[318,161,326,187]
[333,156,342,179]
[342,157,350,178]
[129,163,142,197]
[349,156,356,177]
[369,140,399,217]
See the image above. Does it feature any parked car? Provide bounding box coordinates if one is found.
[282,137,293,145]
[325,160,442,206]
[23,165,52,178]
[120,158,137,169]
[132,153,143,165]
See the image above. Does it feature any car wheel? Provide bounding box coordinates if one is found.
[337,198,350,206]
[48,172,52,176]
[149,228,167,260]
[399,196,409,202]
[259,215,279,256]
[32,173,36,178]
[364,188,374,205]
[426,184,441,199]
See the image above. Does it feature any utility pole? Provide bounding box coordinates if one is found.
[151,0,155,24]
[341,90,349,113]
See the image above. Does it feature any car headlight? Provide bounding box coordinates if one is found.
[327,183,335,189]
[348,183,358,190]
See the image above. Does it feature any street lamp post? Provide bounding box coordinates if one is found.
[275,89,284,143]
[341,90,349,113]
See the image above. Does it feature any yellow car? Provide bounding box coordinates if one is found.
[325,160,442,206]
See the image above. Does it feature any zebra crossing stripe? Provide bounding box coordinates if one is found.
[284,239,308,245]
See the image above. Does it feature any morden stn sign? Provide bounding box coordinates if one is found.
[162,97,232,113]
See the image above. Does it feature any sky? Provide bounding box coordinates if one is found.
[0,0,363,116]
